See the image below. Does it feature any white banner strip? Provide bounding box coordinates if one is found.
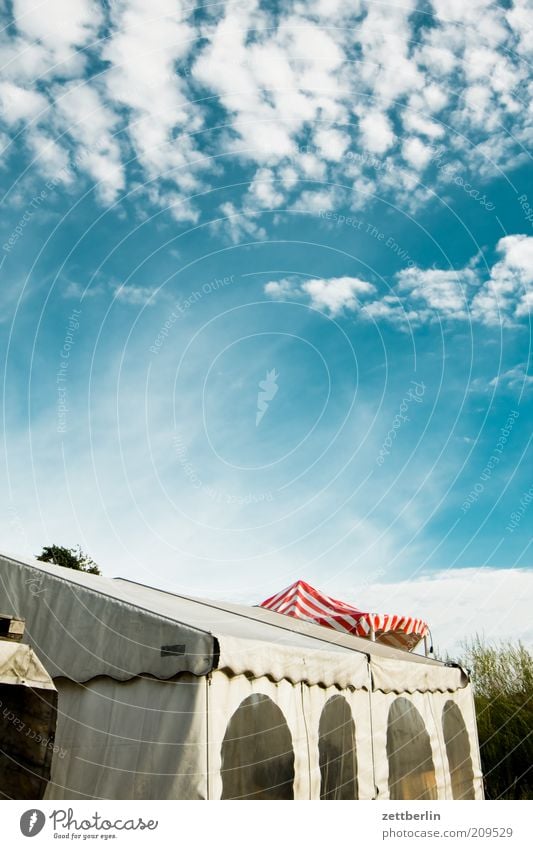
[2,800,529,848]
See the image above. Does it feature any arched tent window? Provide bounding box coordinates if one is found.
[318,695,358,799]
[220,694,295,799]
[442,700,475,799]
[386,697,438,800]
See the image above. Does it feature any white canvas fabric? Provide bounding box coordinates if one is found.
[216,634,370,689]
[0,555,214,681]
[0,641,56,690]
[370,689,483,801]
[370,655,468,694]
[45,675,207,800]
[301,683,374,799]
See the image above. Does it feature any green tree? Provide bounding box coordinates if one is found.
[459,637,532,800]
[36,544,101,575]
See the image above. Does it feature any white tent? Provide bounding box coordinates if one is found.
[0,551,483,800]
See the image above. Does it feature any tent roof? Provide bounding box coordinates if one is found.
[0,550,466,692]
[261,579,429,651]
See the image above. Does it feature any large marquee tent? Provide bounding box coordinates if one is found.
[0,551,483,800]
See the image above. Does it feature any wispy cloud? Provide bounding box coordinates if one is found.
[489,363,533,392]
[113,283,162,307]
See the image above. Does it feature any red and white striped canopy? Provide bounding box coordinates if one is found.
[260,579,429,652]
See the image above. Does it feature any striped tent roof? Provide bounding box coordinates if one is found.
[260,579,429,652]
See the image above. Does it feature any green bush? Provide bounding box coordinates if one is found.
[459,638,532,799]
[36,544,101,575]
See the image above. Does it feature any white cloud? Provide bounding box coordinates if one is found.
[248,167,285,208]
[402,136,433,170]
[113,283,160,307]
[356,0,421,106]
[302,276,376,315]
[397,266,477,320]
[295,187,340,213]
[265,275,376,316]
[0,38,53,85]
[0,0,531,231]
[264,235,533,328]
[264,279,297,299]
[415,44,456,77]
[489,363,533,391]
[507,0,533,56]
[142,185,200,225]
[26,129,71,180]
[0,82,48,124]
[374,235,533,327]
[471,234,533,324]
[63,281,101,299]
[217,201,267,244]
[103,0,203,202]
[359,111,395,155]
[422,84,449,113]
[313,127,350,162]
[299,152,327,179]
[279,165,298,190]
[362,295,422,326]
[515,291,533,318]
[12,0,102,67]
[52,82,125,203]
[402,109,444,140]
[357,568,533,655]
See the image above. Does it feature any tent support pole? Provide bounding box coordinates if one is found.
[369,625,376,642]
[424,636,429,657]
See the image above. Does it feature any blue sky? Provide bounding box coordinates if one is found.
[0,0,532,651]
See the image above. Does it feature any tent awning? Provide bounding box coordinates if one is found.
[261,579,429,652]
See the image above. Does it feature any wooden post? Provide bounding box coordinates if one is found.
[0,614,25,642]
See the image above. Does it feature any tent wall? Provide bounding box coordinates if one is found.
[207,672,373,799]
[206,670,482,800]
[207,672,310,799]
[370,689,483,800]
[302,683,374,799]
[0,641,58,800]
[44,674,208,800]
[40,669,481,800]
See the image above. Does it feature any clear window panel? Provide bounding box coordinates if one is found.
[386,697,438,800]
[318,695,358,799]
[220,693,295,799]
[442,700,475,799]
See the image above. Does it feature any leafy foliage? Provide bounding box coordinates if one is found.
[459,638,532,800]
[36,544,101,575]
